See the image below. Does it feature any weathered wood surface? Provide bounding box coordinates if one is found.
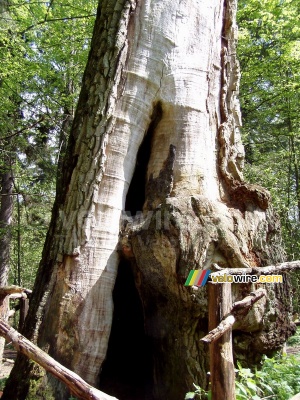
[0,286,31,297]
[0,286,31,335]
[211,261,300,276]
[0,319,118,400]
[202,314,235,344]
[208,282,236,400]
[231,289,266,315]
[202,288,266,344]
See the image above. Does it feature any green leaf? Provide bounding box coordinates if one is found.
[246,379,258,392]
[185,393,195,399]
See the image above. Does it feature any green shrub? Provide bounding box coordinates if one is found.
[0,378,7,391]
[186,353,300,400]
[287,326,300,347]
[185,383,211,399]
[236,354,300,400]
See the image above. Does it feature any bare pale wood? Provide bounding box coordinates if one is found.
[202,289,266,344]
[202,315,235,344]
[231,289,266,314]
[0,286,31,297]
[0,319,118,400]
[211,261,300,277]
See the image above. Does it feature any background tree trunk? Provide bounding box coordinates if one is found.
[0,171,13,291]
[3,0,295,399]
[0,168,14,365]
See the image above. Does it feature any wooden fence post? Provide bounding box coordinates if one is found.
[18,296,29,331]
[208,282,236,400]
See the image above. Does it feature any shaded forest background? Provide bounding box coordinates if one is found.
[0,0,299,306]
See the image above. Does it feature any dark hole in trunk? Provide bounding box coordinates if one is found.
[99,258,153,400]
[100,103,164,399]
[125,101,163,215]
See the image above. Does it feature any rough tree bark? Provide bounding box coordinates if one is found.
[3,0,295,399]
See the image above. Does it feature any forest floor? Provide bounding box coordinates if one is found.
[0,345,300,395]
[0,361,13,380]
[286,345,300,355]
[1,346,300,379]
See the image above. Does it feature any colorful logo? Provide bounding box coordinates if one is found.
[184,269,211,287]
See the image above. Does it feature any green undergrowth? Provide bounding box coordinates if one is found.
[235,354,300,400]
[0,378,7,391]
[186,349,300,400]
[287,325,300,347]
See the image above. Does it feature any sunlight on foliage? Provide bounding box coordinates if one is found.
[186,352,300,400]
[0,0,98,288]
[236,354,300,400]
[237,0,300,261]
[237,0,300,314]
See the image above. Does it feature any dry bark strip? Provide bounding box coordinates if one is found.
[202,314,236,344]
[231,288,266,315]
[202,288,266,344]
[0,286,31,297]
[211,261,300,277]
[0,319,118,400]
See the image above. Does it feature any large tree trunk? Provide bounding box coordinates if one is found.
[3,0,295,399]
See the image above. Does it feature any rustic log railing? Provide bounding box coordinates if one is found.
[0,319,118,400]
[206,282,236,400]
[1,261,300,400]
[201,261,300,400]
[0,286,31,326]
[211,260,300,276]
[202,287,266,345]
[0,286,118,400]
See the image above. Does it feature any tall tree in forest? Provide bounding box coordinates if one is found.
[3,0,295,399]
[0,151,13,364]
[0,0,96,369]
[237,0,300,314]
[237,0,300,259]
[0,0,19,364]
[0,0,97,288]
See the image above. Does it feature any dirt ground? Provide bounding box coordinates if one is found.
[0,349,16,380]
[0,361,13,380]
[0,346,299,397]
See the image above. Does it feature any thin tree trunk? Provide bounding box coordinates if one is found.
[0,169,14,365]
[290,136,300,222]
[0,171,13,285]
